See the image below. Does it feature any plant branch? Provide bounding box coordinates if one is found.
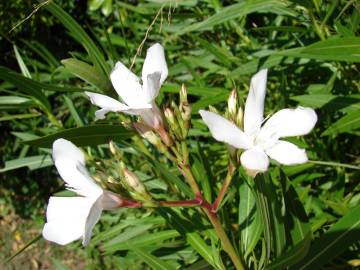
[212,162,236,212]
[202,205,245,270]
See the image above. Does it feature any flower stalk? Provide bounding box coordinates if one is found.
[212,162,236,212]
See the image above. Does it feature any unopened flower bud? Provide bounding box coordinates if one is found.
[179,86,191,132]
[164,107,177,127]
[123,169,151,200]
[133,123,169,151]
[236,106,244,129]
[228,89,238,119]
[123,169,146,193]
[180,84,188,105]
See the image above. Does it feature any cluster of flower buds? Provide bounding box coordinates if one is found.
[108,141,152,201]
[163,84,191,141]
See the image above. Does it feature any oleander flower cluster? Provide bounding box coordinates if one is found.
[42,43,317,246]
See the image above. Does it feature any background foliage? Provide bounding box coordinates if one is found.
[0,0,359,269]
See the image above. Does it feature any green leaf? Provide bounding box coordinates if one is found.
[162,84,228,97]
[254,173,287,264]
[168,0,296,38]
[24,125,134,148]
[276,37,360,62]
[322,110,360,136]
[88,0,104,11]
[0,66,86,96]
[0,96,34,110]
[13,45,31,78]
[104,230,180,252]
[101,0,113,16]
[0,66,50,111]
[61,58,110,91]
[21,40,59,69]
[132,247,176,270]
[46,2,110,76]
[291,94,360,113]
[99,223,153,247]
[239,175,263,257]
[290,204,360,270]
[0,113,41,121]
[0,155,53,173]
[280,170,310,245]
[191,92,229,114]
[229,55,294,77]
[191,154,212,202]
[158,208,220,269]
[266,233,311,270]
[263,170,312,269]
[63,95,85,127]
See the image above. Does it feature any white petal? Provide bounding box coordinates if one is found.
[94,108,111,121]
[110,62,146,107]
[52,139,103,198]
[244,69,268,136]
[83,196,103,246]
[142,72,161,103]
[85,92,129,111]
[199,110,252,149]
[266,140,308,165]
[43,196,93,245]
[85,92,131,120]
[259,107,317,140]
[142,43,168,85]
[240,148,269,173]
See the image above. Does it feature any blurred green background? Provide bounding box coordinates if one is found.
[0,0,359,269]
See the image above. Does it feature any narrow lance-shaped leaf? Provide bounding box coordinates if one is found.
[157,208,222,269]
[61,58,110,91]
[290,203,360,270]
[132,247,176,270]
[322,110,360,136]
[0,155,53,173]
[0,66,50,111]
[276,37,360,63]
[168,0,297,38]
[24,125,134,148]
[45,2,111,76]
[238,174,263,258]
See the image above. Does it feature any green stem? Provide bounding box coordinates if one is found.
[212,162,236,212]
[179,162,245,270]
[203,206,246,270]
[308,160,360,170]
[178,162,202,197]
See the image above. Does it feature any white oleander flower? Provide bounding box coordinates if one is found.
[42,138,124,246]
[200,69,317,176]
[85,43,168,129]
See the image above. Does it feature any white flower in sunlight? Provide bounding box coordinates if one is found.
[85,43,168,129]
[199,69,317,176]
[42,138,123,246]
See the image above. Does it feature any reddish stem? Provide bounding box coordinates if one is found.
[121,200,142,208]
[212,163,236,212]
